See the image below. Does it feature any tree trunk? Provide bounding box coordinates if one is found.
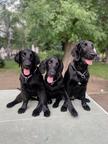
[62,42,75,75]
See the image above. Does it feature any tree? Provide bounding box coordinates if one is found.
[20,0,106,68]
[0,0,21,57]
[1,0,107,62]
[77,0,108,62]
[21,0,105,46]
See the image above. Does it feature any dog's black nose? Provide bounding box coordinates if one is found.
[24,60,31,68]
[90,53,97,57]
[48,69,56,76]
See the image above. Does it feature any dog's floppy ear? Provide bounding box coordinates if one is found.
[58,59,64,73]
[39,59,47,74]
[33,52,40,66]
[14,51,21,64]
[71,43,81,61]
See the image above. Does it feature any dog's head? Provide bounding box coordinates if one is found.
[39,57,63,85]
[72,40,97,65]
[15,49,40,76]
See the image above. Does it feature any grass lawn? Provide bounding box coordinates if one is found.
[4,60,19,70]
[0,60,19,73]
[89,62,108,79]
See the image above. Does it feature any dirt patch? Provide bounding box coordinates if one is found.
[90,93,108,112]
[0,70,20,90]
[0,70,108,112]
[87,76,108,93]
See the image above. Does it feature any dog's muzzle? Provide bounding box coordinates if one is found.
[47,69,56,84]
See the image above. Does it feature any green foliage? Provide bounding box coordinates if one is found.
[20,0,107,51]
[4,60,19,70]
[12,27,27,49]
[0,1,24,49]
[39,49,64,60]
[0,0,108,53]
[77,0,108,50]
[0,58,5,68]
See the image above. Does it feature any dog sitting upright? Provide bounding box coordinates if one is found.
[63,40,97,111]
[39,57,78,117]
[7,49,50,117]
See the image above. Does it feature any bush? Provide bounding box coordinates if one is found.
[0,58,5,68]
[39,50,64,60]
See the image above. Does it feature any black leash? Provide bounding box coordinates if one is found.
[71,64,88,80]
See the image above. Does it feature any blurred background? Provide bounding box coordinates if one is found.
[0,0,108,109]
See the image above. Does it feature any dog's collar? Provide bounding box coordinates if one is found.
[20,68,37,83]
[71,64,88,80]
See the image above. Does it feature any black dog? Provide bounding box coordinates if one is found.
[63,40,97,111]
[7,49,50,117]
[39,57,78,117]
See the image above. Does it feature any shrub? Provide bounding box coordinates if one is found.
[39,50,64,60]
[0,58,5,68]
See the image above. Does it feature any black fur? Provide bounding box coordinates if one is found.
[7,49,50,117]
[63,40,97,111]
[39,57,78,117]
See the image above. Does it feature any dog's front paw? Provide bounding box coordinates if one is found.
[7,102,15,108]
[61,105,67,112]
[32,109,40,117]
[18,108,26,114]
[48,100,52,104]
[44,110,50,117]
[71,108,78,117]
[53,102,59,108]
[82,103,91,111]
[85,98,90,103]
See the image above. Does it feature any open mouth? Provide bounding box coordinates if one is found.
[84,59,93,65]
[47,76,54,84]
[23,68,30,76]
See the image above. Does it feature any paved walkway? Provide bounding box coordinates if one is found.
[0,90,108,144]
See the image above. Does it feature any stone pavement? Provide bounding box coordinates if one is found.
[0,90,108,144]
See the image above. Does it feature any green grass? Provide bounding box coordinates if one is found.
[89,62,108,79]
[5,60,19,70]
[0,60,19,72]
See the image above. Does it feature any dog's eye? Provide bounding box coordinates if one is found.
[23,52,26,56]
[30,53,33,58]
[49,60,53,64]
[91,44,94,49]
[84,43,87,46]
[56,63,59,66]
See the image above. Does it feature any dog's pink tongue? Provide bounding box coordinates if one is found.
[23,68,30,76]
[85,59,93,65]
[47,76,54,84]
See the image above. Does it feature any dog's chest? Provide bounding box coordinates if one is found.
[69,65,89,86]
[20,74,42,93]
[45,80,64,96]
[69,76,89,89]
